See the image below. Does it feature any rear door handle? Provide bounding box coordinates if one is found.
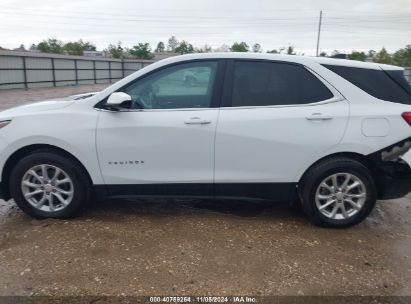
[184,117,212,125]
[306,113,334,121]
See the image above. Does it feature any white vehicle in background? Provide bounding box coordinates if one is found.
[0,53,410,227]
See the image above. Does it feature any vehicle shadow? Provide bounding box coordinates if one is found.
[87,197,305,220]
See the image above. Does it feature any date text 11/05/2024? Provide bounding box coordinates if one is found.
[149,296,257,303]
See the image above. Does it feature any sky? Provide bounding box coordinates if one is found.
[0,0,410,56]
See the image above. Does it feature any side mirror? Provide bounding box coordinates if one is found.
[106,92,131,106]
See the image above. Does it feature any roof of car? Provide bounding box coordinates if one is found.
[160,52,402,71]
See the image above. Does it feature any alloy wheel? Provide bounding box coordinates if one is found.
[315,173,367,220]
[21,164,74,212]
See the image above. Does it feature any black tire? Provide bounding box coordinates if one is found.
[299,157,377,228]
[9,150,91,219]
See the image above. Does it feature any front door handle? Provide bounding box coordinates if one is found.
[306,113,334,121]
[184,117,212,125]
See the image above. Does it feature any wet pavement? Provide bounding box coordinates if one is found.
[0,85,410,296]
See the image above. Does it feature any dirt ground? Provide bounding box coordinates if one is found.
[0,84,109,108]
[0,85,410,297]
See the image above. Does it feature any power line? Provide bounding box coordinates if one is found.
[1,10,409,30]
[3,20,408,39]
[0,6,319,21]
[1,3,410,16]
[3,18,409,36]
[1,5,409,52]
[1,5,410,23]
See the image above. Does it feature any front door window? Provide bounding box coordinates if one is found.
[120,61,218,109]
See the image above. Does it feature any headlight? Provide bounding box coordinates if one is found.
[0,120,11,129]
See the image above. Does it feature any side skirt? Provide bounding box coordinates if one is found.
[93,183,297,202]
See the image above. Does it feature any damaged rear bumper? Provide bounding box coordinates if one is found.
[369,137,411,200]
[374,159,411,199]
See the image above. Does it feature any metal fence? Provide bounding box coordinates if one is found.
[0,50,410,90]
[0,50,155,90]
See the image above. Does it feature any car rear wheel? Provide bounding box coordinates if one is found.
[300,157,377,227]
[9,150,91,219]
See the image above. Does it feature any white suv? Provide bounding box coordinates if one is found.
[0,53,410,227]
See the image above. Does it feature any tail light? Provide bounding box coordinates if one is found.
[402,112,411,126]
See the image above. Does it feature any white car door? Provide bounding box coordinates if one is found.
[214,60,349,199]
[96,60,222,196]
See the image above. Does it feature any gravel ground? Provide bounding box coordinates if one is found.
[0,84,109,108]
[0,85,410,297]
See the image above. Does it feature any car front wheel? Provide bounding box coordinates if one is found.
[9,150,91,219]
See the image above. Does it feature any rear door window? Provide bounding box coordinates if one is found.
[323,65,411,105]
[226,61,333,107]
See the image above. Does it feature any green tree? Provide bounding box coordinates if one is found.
[348,51,367,62]
[83,41,96,51]
[29,44,37,50]
[155,41,165,53]
[64,40,96,56]
[215,44,230,52]
[64,42,83,55]
[373,47,392,64]
[230,42,249,52]
[168,36,178,52]
[392,45,411,67]
[368,50,376,58]
[175,41,194,54]
[252,43,262,53]
[268,47,286,54]
[203,44,212,53]
[319,51,327,57]
[196,44,212,53]
[37,38,64,54]
[129,43,154,59]
[286,46,295,55]
[106,42,124,59]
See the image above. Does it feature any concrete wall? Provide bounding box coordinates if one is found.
[0,50,155,90]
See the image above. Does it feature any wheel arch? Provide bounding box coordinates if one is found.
[1,144,93,200]
[298,152,376,185]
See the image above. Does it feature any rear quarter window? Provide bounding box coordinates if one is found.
[323,64,411,105]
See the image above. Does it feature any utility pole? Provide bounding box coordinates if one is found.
[316,10,323,56]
